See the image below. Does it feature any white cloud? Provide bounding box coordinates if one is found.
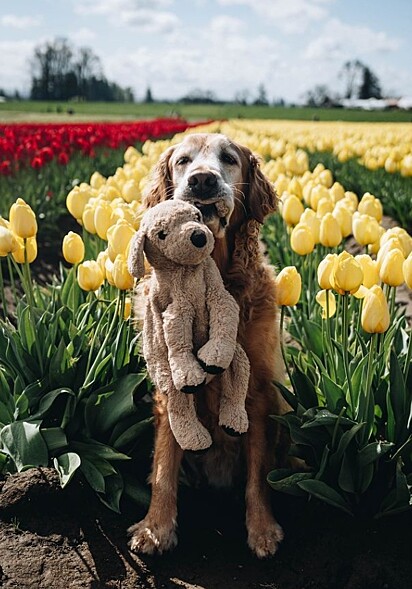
[217,0,332,33]
[209,15,245,36]
[0,40,34,93]
[304,18,402,61]
[73,0,179,33]
[0,14,42,29]
[69,27,97,45]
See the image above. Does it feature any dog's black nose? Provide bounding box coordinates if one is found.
[187,172,218,198]
[190,230,207,248]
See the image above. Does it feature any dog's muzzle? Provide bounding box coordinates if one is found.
[187,171,218,199]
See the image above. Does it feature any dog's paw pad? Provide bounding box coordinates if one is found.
[248,523,284,559]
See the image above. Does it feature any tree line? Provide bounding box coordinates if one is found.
[30,38,134,102]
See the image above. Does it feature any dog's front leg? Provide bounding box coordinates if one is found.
[129,395,183,555]
[244,406,284,558]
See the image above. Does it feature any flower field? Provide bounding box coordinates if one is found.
[0,117,412,519]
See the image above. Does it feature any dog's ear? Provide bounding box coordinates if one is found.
[246,152,278,224]
[127,229,146,279]
[143,145,176,208]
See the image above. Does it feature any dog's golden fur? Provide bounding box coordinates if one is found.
[129,133,288,558]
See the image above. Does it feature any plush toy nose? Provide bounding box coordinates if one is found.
[190,230,207,248]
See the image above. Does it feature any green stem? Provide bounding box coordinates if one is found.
[324,290,336,381]
[80,291,122,395]
[0,261,7,320]
[365,333,377,404]
[280,306,294,389]
[23,239,36,308]
[7,255,18,304]
[342,292,355,418]
[403,327,412,383]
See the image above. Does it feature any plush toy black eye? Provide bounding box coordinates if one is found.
[158,230,167,240]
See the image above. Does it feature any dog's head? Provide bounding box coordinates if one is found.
[127,200,215,279]
[143,133,278,238]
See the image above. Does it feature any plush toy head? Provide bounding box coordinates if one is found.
[128,200,215,279]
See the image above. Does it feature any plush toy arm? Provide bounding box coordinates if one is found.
[219,343,250,436]
[168,388,212,452]
[197,258,240,373]
[143,299,174,394]
[163,301,208,393]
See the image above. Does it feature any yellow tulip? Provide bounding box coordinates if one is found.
[66,185,91,220]
[368,225,386,255]
[94,201,114,240]
[403,253,412,289]
[287,177,303,199]
[354,255,380,288]
[331,251,364,295]
[282,195,304,226]
[361,285,390,334]
[290,223,315,256]
[112,254,135,290]
[332,204,352,238]
[124,145,140,163]
[381,227,412,258]
[319,213,342,248]
[310,184,330,210]
[77,261,104,291]
[300,208,320,243]
[329,182,345,204]
[107,220,136,262]
[317,254,337,290]
[316,198,334,218]
[317,169,333,188]
[0,226,18,256]
[9,198,37,239]
[379,248,405,287]
[82,202,97,234]
[90,171,106,190]
[343,192,359,212]
[12,236,37,264]
[352,212,380,246]
[358,193,383,222]
[315,290,336,318]
[62,231,85,265]
[275,266,302,306]
[123,296,132,320]
[122,179,141,203]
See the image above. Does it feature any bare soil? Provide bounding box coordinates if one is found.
[0,468,411,589]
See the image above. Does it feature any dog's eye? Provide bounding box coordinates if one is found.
[158,230,167,240]
[221,152,237,165]
[177,156,191,166]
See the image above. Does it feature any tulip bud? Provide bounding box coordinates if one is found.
[352,212,380,246]
[300,208,320,243]
[77,261,104,291]
[287,178,303,199]
[90,171,106,190]
[12,236,37,264]
[316,198,334,218]
[281,195,304,226]
[122,179,141,203]
[124,145,140,163]
[361,285,390,334]
[0,226,18,256]
[66,185,91,220]
[275,266,302,306]
[331,251,364,295]
[358,193,383,222]
[82,203,97,234]
[403,253,412,289]
[290,223,315,256]
[315,290,336,318]
[319,213,342,248]
[317,254,337,290]
[332,204,352,238]
[9,198,37,239]
[379,248,405,287]
[310,185,330,210]
[107,220,135,262]
[112,254,134,290]
[329,182,345,204]
[355,254,380,288]
[317,169,333,188]
[94,201,114,240]
[343,192,359,212]
[62,231,85,265]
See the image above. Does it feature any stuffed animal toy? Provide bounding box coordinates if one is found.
[128,200,250,452]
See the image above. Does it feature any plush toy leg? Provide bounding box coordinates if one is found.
[168,390,212,452]
[219,343,250,436]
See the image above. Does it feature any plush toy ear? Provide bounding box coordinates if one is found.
[127,229,146,279]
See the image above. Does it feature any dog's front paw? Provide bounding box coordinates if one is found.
[247,522,284,559]
[128,519,178,555]
[197,340,233,374]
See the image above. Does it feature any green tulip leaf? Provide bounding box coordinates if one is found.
[54,452,81,488]
[0,421,49,472]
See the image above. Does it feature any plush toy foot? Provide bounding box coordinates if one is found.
[197,340,234,374]
[198,358,225,375]
[171,361,208,393]
[181,380,205,394]
[219,404,249,436]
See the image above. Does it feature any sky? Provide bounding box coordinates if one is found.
[0,0,411,103]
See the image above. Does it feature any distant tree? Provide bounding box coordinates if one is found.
[234,89,250,105]
[253,83,269,106]
[144,87,154,103]
[29,37,134,102]
[304,84,334,107]
[179,88,218,104]
[358,66,382,99]
[339,59,383,100]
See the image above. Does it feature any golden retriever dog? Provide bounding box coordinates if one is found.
[128,133,287,558]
